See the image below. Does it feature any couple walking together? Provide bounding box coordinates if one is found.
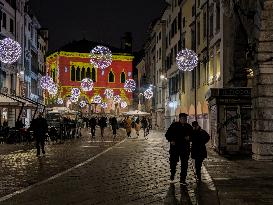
[165,113,210,185]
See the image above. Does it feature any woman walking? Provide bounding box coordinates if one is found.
[110,116,118,140]
[125,116,132,138]
[135,117,141,137]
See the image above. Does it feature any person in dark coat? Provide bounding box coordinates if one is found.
[89,116,97,139]
[141,117,148,138]
[191,121,210,181]
[110,116,118,139]
[165,113,193,185]
[98,116,107,139]
[31,112,48,156]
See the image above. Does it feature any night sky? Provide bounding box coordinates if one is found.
[29,0,167,52]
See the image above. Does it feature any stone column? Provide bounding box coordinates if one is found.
[252,0,273,160]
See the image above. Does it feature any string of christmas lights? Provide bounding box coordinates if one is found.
[70,96,79,103]
[90,46,112,75]
[113,95,121,104]
[48,84,58,96]
[79,100,87,108]
[176,49,198,71]
[71,88,81,98]
[81,78,94,92]
[40,76,54,90]
[93,95,102,104]
[0,37,22,64]
[124,79,136,92]
[144,88,153,99]
[120,101,127,108]
[100,102,108,109]
[57,98,63,105]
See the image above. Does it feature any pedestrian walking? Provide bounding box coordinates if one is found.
[165,113,193,185]
[110,116,118,139]
[31,112,48,156]
[135,117,141,137]
[125,116,132,138]
[191,121,210,182]
[141,117,148,138]
[98,116,107,140]
[89,116,97,139]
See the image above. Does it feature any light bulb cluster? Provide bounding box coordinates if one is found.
[124,79,136,92]
[0,38,22,64]
[93,95,102,104]
[144,88,153,99]
[81,78,94,91]
[79,100,87,108]
[90,46,112,71]
[40,75,54,90]
[120,101,127,108]
[71,88,81,98]
[113,95,121,104]
[100,102,108,109]
[57,98,63,105]
[47,83,58,96]
[176,49,198,71]
[70,96,78,103]
[104,88,114,99]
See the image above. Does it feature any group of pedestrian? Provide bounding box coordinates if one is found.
[165,113,210,185]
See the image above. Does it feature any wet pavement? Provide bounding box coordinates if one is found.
[4,129,272,205]
[0,129,219,205]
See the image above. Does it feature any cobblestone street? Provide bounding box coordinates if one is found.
[0,129,218,205]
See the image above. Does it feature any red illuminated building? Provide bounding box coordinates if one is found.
[46,40,134,113]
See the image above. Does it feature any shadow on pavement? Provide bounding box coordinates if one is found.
[163,183,193,205]
[195,182,220,205]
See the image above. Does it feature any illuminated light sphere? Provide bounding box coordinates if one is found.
[144,88,153,99]
[93,95,102,104]
[104,88,114,99]
[70,96,78,103]
[0,37,22,64]
[79,100,87,108]
[124,79,136,92]
[81,78,94,92]
[120,101,127,108]
[40,75,54,90]
[71,88,81,98]
[90,46,112,74]
[113,95,121,104]
[48,84,58,96]
[100,102,108,109]
[176,48,198,71]
[57,98,63,105]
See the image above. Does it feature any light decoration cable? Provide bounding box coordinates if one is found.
[104,88,114,99]
[47,84,58,96]
[100,102,108,109]
[40,75,54,90]
[90,46,112,75]
[0,37,22,64]
[120,101,127,108]
[70,96,78,103]
[176,48,198,71]
[71,88,81,98]
[124,79,136,92]
[57,98,63,105]
[113,95,121,104]
[93,95,102,104]
[144,88,153,99]
[79,100,87,108]
[81,78,94,92]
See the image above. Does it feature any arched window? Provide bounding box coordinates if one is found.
[76,66,81,81]
[71,65,75,81]
[120,71,126,83]
[91,67,96,82]
[86,67,91,78]
[108,70,115,83]
[81,67,86,80]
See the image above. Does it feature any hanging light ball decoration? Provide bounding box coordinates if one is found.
[57,98,63,105]
[144,88,153,99]
[120,101,127,108]
[40,75,54,90]
[90,46,112,75]
[124,79,136,92]
[79,100,87,108]
[176,48,198,71]
[0,37,22,64]
[100,102,108,109]
[81,78,94,92]
[71,88,81,98]
[70,96,78,103]
[93,95,102,104]
[48,84,58,96]
[104,88,114,99]
[113,95,121,104]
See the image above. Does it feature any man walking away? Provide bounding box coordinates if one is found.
[191,121,210,182]
[98,116,107,140]
[31,112,48,157]
[165,113,193,185]
[141,117,148,138]
[110,116,118,140]
[89,116,97,139]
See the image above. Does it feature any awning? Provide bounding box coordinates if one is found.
[0,92,37,109]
